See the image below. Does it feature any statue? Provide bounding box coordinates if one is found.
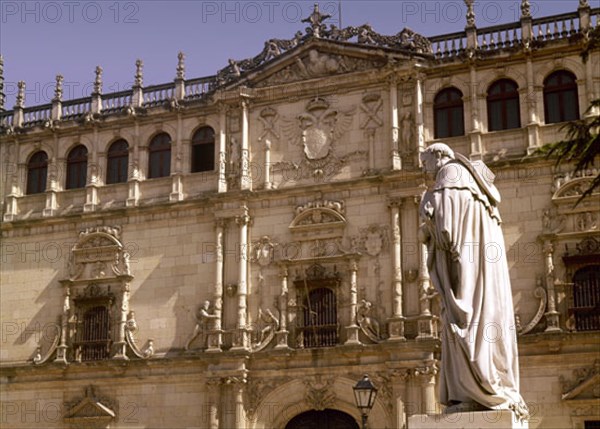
[184,300,218,350]
[356,299,381,342]
[418,143,528,419]
[253,308,279,351]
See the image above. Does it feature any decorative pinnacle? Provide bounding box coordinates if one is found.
[15,81,25,108]
[0,55,4,112]
[53,74,64,102]
[176,51,185,80]
[301,3,331,38]
[521,0,531,19]
[134,59,143,87]
[465,0,475,27]
[93,66,103,95]
[579,0,590,8]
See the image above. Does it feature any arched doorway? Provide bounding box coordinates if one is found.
[285,409,359,429]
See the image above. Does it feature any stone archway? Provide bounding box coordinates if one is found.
[285,409,359,429]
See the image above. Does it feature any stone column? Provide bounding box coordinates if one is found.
[3,142,20,222]
[388,200,406,340]
[207,220,225,352]
[468,66,483,159]
[416,199,437,340]
[414,72,425,160]
[415,362,438,415]
[55,282,70,363]
[263,139,272,190]
[345,259,361,345]
[126,121,141,207]
[113,277,132,359]
[543,241,561,332]
[275,265,291,349]
[84,127,100,212]
[240,99,251,190]
[525,55,541,153]
[389,76,402,170]
[170,113,184,202]
[218,104,228,193]
[43,151,59,217]
[206,378,221,429]
[231,209,251,350]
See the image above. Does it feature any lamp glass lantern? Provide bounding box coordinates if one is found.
[353,374,378,417]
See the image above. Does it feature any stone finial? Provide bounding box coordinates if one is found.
[301,3,331,38]
[0,55,5,112]
[176,51,185,80]
[93,66,103,95]
[579,0,590,8]
[521,0,531,19]
[53,74,63,102]
[15,80,25,108]
[134,59,143,87]
[465,0,475,27]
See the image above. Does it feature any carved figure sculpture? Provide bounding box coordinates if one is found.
[185,300,218,350]
[419,143,528,419]
[357,299,381,341]
[254,308,279,348]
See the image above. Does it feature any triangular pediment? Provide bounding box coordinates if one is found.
[214,4,431,90]
[65,386,116,426]
[233,40,392,88]
[561,360,600,401]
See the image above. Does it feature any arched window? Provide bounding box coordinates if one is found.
[434,87,464,138]
[66,145,88,190]
[544,70,580,124]
[106,139,129,184]
[148,133,171,179]
[26,151,48,195]
[191,126,215,173]
[487,79,521,131]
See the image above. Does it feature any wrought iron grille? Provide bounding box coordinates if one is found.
[569,266,600,332]
[299,287,338,348]
[75,306,112,361]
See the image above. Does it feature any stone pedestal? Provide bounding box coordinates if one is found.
[408,410,527,429]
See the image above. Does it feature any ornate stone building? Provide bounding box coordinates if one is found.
[1,2,599,428]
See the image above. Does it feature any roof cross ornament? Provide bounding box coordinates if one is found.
[302,3,331,38]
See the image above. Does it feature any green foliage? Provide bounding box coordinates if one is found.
[536,99,600,204]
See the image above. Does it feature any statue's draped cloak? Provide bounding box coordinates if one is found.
[420,160,528,416]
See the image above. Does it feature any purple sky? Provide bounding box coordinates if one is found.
[1,1,585,108]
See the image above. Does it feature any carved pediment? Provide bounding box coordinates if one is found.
[64,386,116,428]
[290,199,346,241]
[214,4,429,88]
[252,46,388,88]
[560,360,600,401]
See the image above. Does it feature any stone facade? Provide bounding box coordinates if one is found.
[1,3,599,429]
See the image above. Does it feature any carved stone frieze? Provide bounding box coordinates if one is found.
[304,378,336,411]
[360,93,384,130]
[352,224,389,256]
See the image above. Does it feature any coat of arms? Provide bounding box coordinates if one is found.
[282,97,355,161]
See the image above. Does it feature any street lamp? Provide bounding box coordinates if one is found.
[353,374,378,429]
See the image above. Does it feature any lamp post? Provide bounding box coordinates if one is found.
[353,374,378,429]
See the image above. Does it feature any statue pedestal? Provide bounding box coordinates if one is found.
[408,410,527,429]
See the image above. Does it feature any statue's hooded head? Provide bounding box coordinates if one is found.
[421,143,455,175]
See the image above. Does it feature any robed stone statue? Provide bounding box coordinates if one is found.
[419,143,528,419]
